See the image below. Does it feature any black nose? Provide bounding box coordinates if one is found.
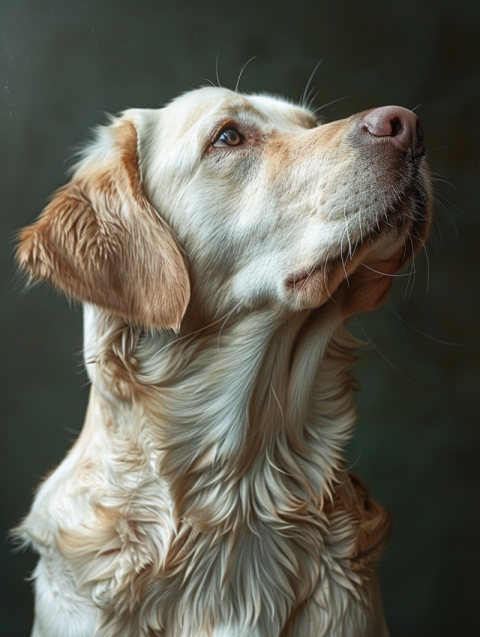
[361,106,425,158]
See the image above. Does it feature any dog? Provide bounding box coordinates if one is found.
[15,86,431,637]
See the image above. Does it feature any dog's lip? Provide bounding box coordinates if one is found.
[286,254,344,289]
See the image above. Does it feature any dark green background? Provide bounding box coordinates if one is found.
[1,1,479,635]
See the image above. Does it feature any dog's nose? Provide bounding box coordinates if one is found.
[361,106,425,158]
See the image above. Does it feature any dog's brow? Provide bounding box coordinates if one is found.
[224,100,267,124]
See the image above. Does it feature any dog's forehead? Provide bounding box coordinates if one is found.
[163,87,316,131]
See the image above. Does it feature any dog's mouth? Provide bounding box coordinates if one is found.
[286,254,345,290]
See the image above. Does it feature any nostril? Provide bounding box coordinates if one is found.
[361,106,425,157]
[390,118,402,137]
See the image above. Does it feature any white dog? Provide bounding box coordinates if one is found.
[15,86,431,637]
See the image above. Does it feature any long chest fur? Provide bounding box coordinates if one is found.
[20,307,390,637]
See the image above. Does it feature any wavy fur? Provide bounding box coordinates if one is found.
[14,87,431,637]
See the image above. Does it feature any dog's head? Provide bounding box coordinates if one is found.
[18,87,431,328]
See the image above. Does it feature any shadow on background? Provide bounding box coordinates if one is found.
[1,1,479,635]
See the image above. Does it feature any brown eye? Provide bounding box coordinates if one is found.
[213,127,243,148]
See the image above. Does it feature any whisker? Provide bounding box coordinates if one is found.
[433,190,469,222]
[312,94,355,116]
[355,318,422,390]
[343,203,352,258]
[386,301,461,347]
[301,60,322,106]
[300,261,321,291]
[339,227,350,284]
[360,262,416,278]
[305,90,319,111]
[429,206,467,248]
[215,50,222,88]
[405,233,417,298]
[430,174,470,205]
[275,216,311,252]
[410,227,430,293]
[432,195,459,236]
[217,303,242,352]
[235,56,257,93]
[322,255,335,301]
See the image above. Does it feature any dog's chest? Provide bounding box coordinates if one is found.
[91,457,371,637]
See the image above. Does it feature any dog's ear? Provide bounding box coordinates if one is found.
[17,117,190,330]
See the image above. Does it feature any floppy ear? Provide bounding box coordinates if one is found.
[17,117,190,330]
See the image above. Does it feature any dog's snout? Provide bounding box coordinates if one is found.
[361,106,425,158]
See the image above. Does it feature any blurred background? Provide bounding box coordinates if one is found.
[1,0,479,635]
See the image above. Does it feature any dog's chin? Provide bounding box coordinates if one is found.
[285,248,394,315]
[285,200,431,315]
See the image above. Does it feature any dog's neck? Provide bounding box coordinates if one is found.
[84,303,357,525]
[78,304,378,635]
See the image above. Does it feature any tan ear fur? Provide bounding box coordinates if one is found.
[17,120,190,330]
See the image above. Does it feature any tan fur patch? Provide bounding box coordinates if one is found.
[17,121,190,330]
[326,472,392,573]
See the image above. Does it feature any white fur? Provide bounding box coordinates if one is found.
[16,87,431,636]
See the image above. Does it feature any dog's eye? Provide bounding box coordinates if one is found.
[213,127,243,148]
